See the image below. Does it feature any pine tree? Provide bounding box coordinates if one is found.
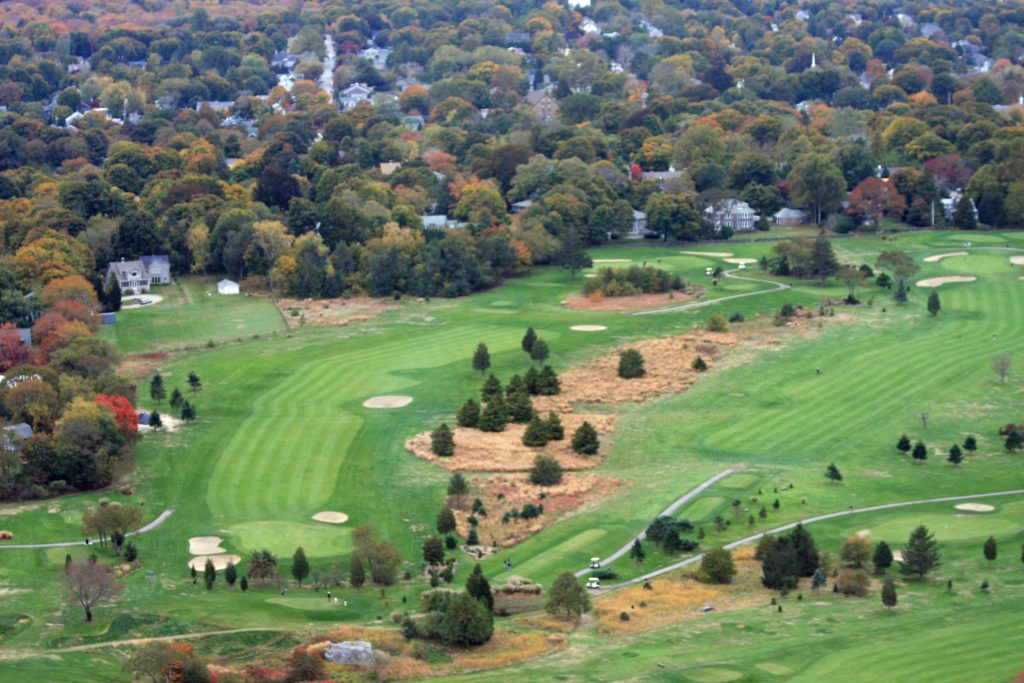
[349,554,366,588]
[422,536,444,565]
[466,528,479,545]
[900,525,940,579]
[149,373,166,404]
[692,356,708,372]
[571,421,600,455]
[478,398,508,432]
[480,374,502,402]
[472,342,491,374]
[963,435,977,452]
[897,434,911,453]
[466,564,494,612]
[523,366,540,394]
[811,234,840,284]
[1006,429,1023,452]
[457,399,480,428]
[618,349,646,378]
[204,558,216,590]
[522,414,551,447]
[948,443,963,465]
[789,524,820,577]
[537,365,561,395]
[911,441,927,462]
[530,338,550,364]
[187,371,202,395]
[881,576,898,610]
[521,327,537,353]
[927,290,941,316]
[762,536,799,590]
[292,547,310,584]
[506,374,526,397]
[180,400,196,422]
[983,536,997,563]
[170,387,184,410]
[240,576,248,592]
[825,462,843,482]
[149,411,163,429]
[437,506,457,535]
[447,473,469,506]
[811,568,826,592]
[506,390,534,423]
[225,562,237,586]
[546,571,591,622]
[431,423,455,456]
[546,412,565,440]
[104,276,122,312]
[952,195,977,229]
[530,455,563,486]
[629,539,645,563]
[873,541,894,573]
[895,278,908,303]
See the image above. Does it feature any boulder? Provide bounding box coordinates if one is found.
[324,641,376,666]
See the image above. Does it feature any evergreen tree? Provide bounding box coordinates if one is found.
[948,443,963,465]
[618,349,646,378]
[149,373,166,404]
[225,562,237,586]
[457,399,480,428]
[478,398,508,432]
[472,343,491,374]
[963,435,977,452]
[466,528,479,545]
[431,423,455,456]
[1006,429,1023,452]
[912,441,927,462]
[447,473,469,506]
[692,356,708,372]
[522,414,551,446]
[423,536,445,565]
[546,412,565,440]
[546,571,591,622]
[952,195,977,229]
[437,506,457,535]
[927,290,941,316]
[873,541,894,574]
[187,372,202,395]
[699,547,737,584]
[521,327,537,353]
[789,524,820,577]
[881,576,898,610]
[811,568,827,592]
[240,576,248,592]
[811,235,840,284]
[292,547,310,584]
[180,401,196,423]
[204,558,216,590]
[466,564,494,612]
[480,374,502,402]
[571,421,600,455]
[558,224,592,280]
[537,365,561,395]
[900,525,940,579]
[349,554,366,588]
[506,390,534,423]
[440,591,494,646]
[149,411,163,429]
[629,539,645,563]
[523,366,540,394]
[104,277,122,312]
[895,278,908,303]
[762,536,799,590]
[825,462,843,482]
[530,455,563,486]
[505,374,526,397]
[983,536,997,563]
[897,434,911,453]
[170,387,184,410]
[530,338,550,364]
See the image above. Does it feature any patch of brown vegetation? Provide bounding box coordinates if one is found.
[406,413,615,473]
[562,291,696,311]
[276,296,395,329]
[118,352,170,381]
[453,473,623,548]
[595,547,764,634]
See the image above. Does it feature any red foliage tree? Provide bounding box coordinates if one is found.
[49,300,100,332]
[0,323,34,371]
[94,394,138,437]
[847,177,907,229]
[924,154,972,193]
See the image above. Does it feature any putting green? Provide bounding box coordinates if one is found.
[226,521,353,558]
[681,496,727,522]
[684,668,743,682]
[865,511,1017,544]
[756,663,794,675]
[717,474,760,490]
[266,596,346,611]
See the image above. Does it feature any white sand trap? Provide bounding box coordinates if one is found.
[188,536,225,555]
[855,529,871,538]
[571,325,608,332]
[139,413,183,433]
[916,276,976,287]
[592,259,632,264]
[892,551,904,562]
[1010,256,1024,266]
[954,503,994,512]
[680,251,733,258]
[363,395,413,408]
[1019,276,1024,282]
[584,273,597,278]
[188,554,241,571]
[924,251,968,262]
[312,511,349,524]
[723,257,757,265]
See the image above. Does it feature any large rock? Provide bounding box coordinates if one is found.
[324,640,376,666]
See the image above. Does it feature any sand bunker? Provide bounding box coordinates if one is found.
[954,503,994,512]
[139,413,183,433]
[892,550,904,562]
[363,395,413,408]
[723,258,757,265]
[188,536,225,555]
[187,554,241,571]
[584,273,597,278]
[916,276,976,287]
[855,529,870,538]
[570,325,608,332]
[312,511,349,524]
[592,259,632,264]
[924,252,968,262]
[1010,256,1024,266]
[680,251,733,258]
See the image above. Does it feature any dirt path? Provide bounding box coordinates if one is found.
[39,628,281,655]
[632,269,789,316]
[0,509,174,550]
[574,469,735,577]
[596,488,1024,590]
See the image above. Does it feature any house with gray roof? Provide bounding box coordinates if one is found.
[106,255,171,294]
[2,422,32,451]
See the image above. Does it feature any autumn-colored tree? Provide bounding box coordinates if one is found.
[49,301,100,332]
[0,323,34,371]
[40,275,99,312]
[2,378,60,428]
[63,560,124,622]
[94,394,139,438]
[847,177,907,230]
[10,234,94,288]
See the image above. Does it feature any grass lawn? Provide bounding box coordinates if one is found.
[2,230,1023,681]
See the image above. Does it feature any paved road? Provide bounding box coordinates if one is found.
[632,268,789,316]
[599,488,1024,590]
[575,469,735,578]
[0,508,175,550]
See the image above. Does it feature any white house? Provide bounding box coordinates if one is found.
[941,191,978,220]
[421,215,467,230]
[706,199,759,231]
[340,83,374,110]
[217,279,240,295]
[773,208,807,226]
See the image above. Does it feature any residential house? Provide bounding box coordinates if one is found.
[641,166,682,191]
[625,210,656,238]
[525,90,558,122]
[510,199,534,214]
[941,191,978,220]
[340,83,374,110]
[379,162,401,176]
[105,255,171,294]
[505,32,532,46]
[421,215,468,230]
[140,255,171,284]
[706,199,759,231]
[196,101,235,112]
[1,422,32,452]
[401,115,425,131]
[217,279,240,295]
[773,208,807,226]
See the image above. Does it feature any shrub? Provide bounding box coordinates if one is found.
[618,349,646,379]
[545,412,565,440]
[592,569,618,580]
[571,421,600,455]
[529,455,563,486]
[692,356,708,372]
[456,400,480,428]
[582,266,680,297]
[836,568,870,596]
[779,303,797,318]
[619,611,630,621]
[706,314,728,332]
[729,312,745,323]
[440,591,494,646]
[431,424,455,456]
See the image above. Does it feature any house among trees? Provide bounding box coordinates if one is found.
[706,199,759,231]
[641,166,683,190]
[525,90,558,122]
[340,83,373,110]
[625,210,653,238]
[421,215,468,230]
[941,191,978,220]
[773,208,807,226]
[1,422,33,451]
[106,255,171,295]
[218,279,240,295]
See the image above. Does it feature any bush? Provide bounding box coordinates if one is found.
[440,591,494,646]
[699,547,736,584]
[706,314,728,332]
[692,356,708,372]
[431,423,455,456]
[618,349,646,378]
[582,266,682,298]
[619,611,630,621]
[728,312,745,323]
[521,414,550,447]
[779,303,797,318]
[571,421,600,455]
[530,455,563,486]
[836,568,870,596]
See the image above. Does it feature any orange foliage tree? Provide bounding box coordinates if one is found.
[847,177,907,229]
[94,394,138,437]
[0,323,34,371]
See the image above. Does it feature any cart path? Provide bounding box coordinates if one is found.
[631,268,789,315]
[575,469,735,577]
[597,488,1024,590]
[0,508,174,549]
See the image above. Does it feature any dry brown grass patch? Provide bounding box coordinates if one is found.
[562,291,697,311]
[449,630,563,673]
[277,296,395,329]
